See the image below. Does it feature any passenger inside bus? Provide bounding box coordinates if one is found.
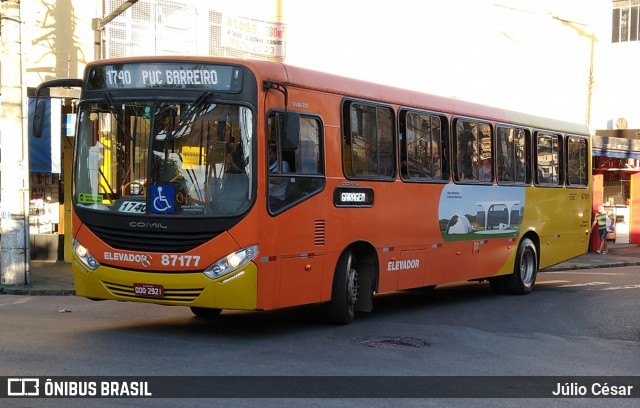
[455,122,475,181]
[480,157,492,181]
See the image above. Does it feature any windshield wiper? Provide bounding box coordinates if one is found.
[103,92,135,142]
[169,92,214,139]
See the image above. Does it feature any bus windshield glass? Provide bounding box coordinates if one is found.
[74,100,254,217]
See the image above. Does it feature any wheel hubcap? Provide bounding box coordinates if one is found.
[520,249,535,286]
[346,255,359,308]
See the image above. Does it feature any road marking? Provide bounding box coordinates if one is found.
[539,281,640,291]
[599,284,640,291]
[0,297,32,308]
[556,282,610,288]
[536,280,571,285]
[544,271,623,276]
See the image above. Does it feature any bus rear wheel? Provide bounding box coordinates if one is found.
[190,307,222,319]
[329,250,359,325]
[488,276,508,294]
[489,238,537,295]
[507,238,538,294]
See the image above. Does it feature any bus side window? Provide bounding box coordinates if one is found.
[400,109,446,181]
[566,135,588,187]
[296,118,323,175]
[267,113,325,214]
[454,120,475,181]
[454,119,492,183]
[535,132,562,186]
[342,100,395,179]
[497,126,530,185]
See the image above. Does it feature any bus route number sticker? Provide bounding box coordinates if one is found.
[118,201,147,213]
[133,283,164,298]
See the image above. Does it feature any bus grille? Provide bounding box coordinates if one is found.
[89,225,217,253]
[103,281,204,302]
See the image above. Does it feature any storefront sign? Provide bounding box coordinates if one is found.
[592,135,640,160]
[221,14,286,58]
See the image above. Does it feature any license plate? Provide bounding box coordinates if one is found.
[133,283,164,298]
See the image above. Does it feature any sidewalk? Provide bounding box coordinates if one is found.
[1,244,639,296]
[0,260,76,296]
[543,243,640,271]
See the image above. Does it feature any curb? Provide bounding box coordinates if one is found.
[0,287,76,296]
[544,261,640,272]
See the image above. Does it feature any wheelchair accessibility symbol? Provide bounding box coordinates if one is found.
[150,184,175,214]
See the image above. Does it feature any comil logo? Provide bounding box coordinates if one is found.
[8,378,40,396]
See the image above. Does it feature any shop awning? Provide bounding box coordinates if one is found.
[592,135,640,160]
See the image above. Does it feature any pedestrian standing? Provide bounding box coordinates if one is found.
[591,205,608,254]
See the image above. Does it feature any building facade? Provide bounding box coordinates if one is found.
[590,0,640,246]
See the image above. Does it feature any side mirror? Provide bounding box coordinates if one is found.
[32,99,46,138]
[283,112,300,150]
[32,78,83,138]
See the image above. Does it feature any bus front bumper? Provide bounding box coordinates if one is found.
[72,258,258,310]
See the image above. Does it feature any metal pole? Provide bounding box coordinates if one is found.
[93,0,140,60]
[19,0,31,284]
[0,0,29,285]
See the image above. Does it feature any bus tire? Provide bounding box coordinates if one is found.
[190,307,222,319]
[488,276,508,294]
[506,237,538,295]
[329,250,359,325]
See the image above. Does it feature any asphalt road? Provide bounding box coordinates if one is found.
[0,266,638,408]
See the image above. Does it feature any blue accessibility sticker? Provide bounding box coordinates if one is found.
[149,184,175,214]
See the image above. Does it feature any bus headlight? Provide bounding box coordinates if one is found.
[73,239,100,270]
[204,245,258,280]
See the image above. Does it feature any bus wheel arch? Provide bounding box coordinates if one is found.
[328,242,378,324]
[490,232,539,295]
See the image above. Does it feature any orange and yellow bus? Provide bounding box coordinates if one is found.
[34,56,591,324]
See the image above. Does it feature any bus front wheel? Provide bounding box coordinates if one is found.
[329,250,359,325]
[190,307,222,319]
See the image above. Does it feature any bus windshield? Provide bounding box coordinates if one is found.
[74,99,254,217]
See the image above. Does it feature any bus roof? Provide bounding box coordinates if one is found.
[86,56,590,136]
[280,63,590,136]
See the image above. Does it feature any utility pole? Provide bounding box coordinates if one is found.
[93,0,139,59]
[551,16,597,129]
[1,0,30,285]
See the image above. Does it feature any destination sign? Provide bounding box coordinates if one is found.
[86,63,243,92]
[333,186,375,208]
